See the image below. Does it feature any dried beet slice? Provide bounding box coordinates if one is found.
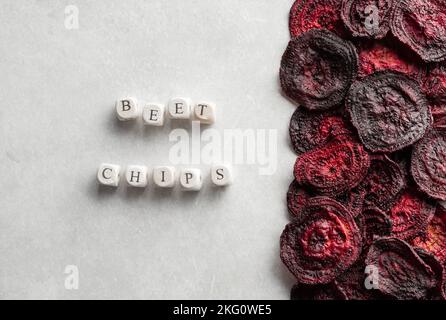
[289,0,346,38]
[341,0,393,39]
[365,237,436,300]
[335,257,389,300]
[391,0,446,62]
[357,155,405,211]
[287,180,311,218]
[289,107,352,154]
[359,207,393,247]
[388,189,436,240]
[412,205,446,264]
[414,248,445,300]
[412,128,446,200]
[357,40,425,80]
[280,197,362,284]
[280,29,358,111]
[423,63,446,104]
[334,189,365,217]
[347,71,432,153]
[290,283,347,300]
[294,136,370,196]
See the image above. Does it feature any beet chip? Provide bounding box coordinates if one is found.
[280,29,358,111]
[290,283,347,300]
[391,0,446,62]
[357,40,425,80]
[358,207,393,247]
[280,197,362,284]
[412,205,446,264]
[287,180,311,218]
[341,0,393,39]
[289,107,351,154]
[412,128,446,201]
[365,238,436,300]
[388,189,436,240]
[347,71,432,153]
[357,155,405,211]
[414,248,445,300]
[294,136,370,196]
[289,0,346,38]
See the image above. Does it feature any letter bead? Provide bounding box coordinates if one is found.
[125,165,148,188]
[143,103,165,126]
[211,164,233,186]
[180,168,202,191]
[153,166,176,188]
[97,163,121,187]
[116,97,139,121]
[168,97,191,120]
[194,102,216,124]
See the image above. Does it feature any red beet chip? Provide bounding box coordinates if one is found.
[357,39,425,80]
[365,237,437,300]
[357,155,405,211]
[289,107,352,154]
[414,248,446,300]
[391,0,446,62]
[423,63,446,104]
[280,197,362,284]
[290,283,347,300]
[388,189,436,240]
[412,128,446,200]
[334,188,365,218]
[280,29,358,111]
[289,0,346,38]
[341,0,393,39]
[412,205,446,264]
[294,136,370,196]
[347,71,432,153]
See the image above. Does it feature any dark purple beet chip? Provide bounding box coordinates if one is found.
[411,128,446,201]
[365,237,437,300]
[280,29,358,111]
[414,248,446,300]
[289,107,352,154]
[391,0,446,62]
[347,71,432,153]
[341,0,393,39]
[357,155,405,211]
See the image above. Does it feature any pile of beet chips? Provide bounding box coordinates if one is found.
[280,0,446,300]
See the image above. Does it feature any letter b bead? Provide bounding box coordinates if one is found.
[116,97,139,121]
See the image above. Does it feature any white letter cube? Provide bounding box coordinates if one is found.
[153,166,176,188]
[211,164,233,186]
[126,165,148,188]
[194,102,216,124]
[168,97,191,119]
[180,168,202,191]
[97,163,121,187]
[143,104,165,126]
[116,97,139,121]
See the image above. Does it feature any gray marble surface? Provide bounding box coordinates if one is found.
[0,0,297,299]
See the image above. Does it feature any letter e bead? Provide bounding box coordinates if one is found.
[143,104,165,126]
[168,97,191,120]
[97,163,121,187]
[211,164,233,186]
[180,168,202,191]
[126,165,148,188]
[116,97,139,121]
